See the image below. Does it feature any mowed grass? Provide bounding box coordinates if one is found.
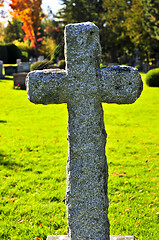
[0,74,158,240]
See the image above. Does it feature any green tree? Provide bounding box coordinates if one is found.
[101,0,134,63]
[4,19,24,43]
[57,0,159,65]
[41,16,65,60]
[58,0,123,62]
[142,0,159,40]
[42,20,64,45]
[58,0,104,27]
[57,0,113,61]
[102,0,159,64]
[123,0,159,63]
[0,22,5,43]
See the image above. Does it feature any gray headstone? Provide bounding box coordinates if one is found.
[17,62,31,73]
[38,56,45,61]
[0,60,5,79]
[4,66,17,76]
[26,22,143,240]
[16,59,22,65]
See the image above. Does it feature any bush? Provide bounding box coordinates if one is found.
[30,60,53,71]
[6,43,22,64]
[146,68,159,87]
[13,39,30,61]
[0,45,8,63]
[0,43,22,64]
[51,44,64,64]
[58,59,65,69]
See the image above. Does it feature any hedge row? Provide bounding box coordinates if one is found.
[0,43,22,64]
[30,61,54,71]
[30,60,66,71]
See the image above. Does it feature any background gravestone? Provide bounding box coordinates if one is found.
[4,66,17,76]
[26,22,143,240]
[0,61,5,79]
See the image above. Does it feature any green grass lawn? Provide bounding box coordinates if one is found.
[0,74,158,240]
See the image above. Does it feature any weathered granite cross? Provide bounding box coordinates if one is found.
[26,22,143,240]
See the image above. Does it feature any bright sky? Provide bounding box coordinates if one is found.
[42,0,62,15]
[0,0,63,24]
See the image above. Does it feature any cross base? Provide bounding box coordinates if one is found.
[46,235,134,240]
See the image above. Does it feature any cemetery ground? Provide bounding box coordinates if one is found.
[0,73,158,240]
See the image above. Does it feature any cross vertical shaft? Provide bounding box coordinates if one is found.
[67,100,109,239]
[64,23,110,239]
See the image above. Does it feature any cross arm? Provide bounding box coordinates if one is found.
[99,66,143,104]
[26,69,68,104]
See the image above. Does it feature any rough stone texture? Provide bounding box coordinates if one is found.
[46,236,134,240]
[26,22,143,240]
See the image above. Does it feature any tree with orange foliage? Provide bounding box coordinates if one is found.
[9,0,45,55]
[0,0,4,7]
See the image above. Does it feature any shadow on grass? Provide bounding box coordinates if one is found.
[0,152,23,169]
[13,87,26,91]
[4,76,14,80]
[0,76,14,81]
[0,120,7,123]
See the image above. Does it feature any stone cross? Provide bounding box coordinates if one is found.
[26,22,143,240]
